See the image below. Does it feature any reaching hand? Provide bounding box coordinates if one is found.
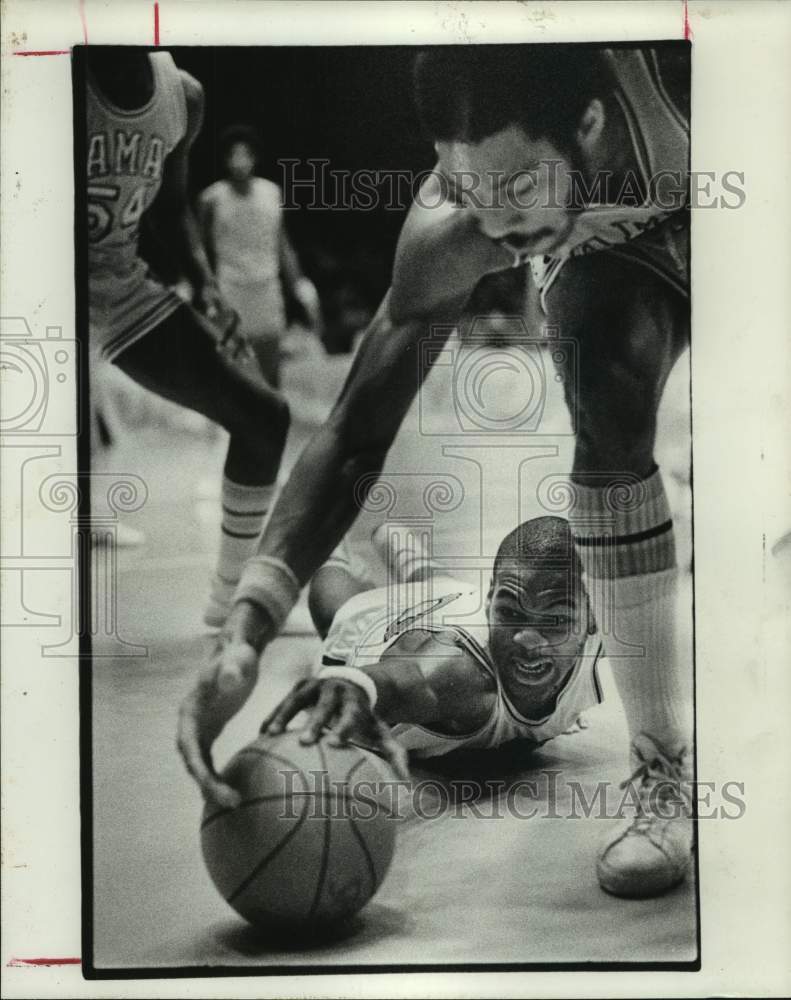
[177,602,271,807]
[260,677,410,781]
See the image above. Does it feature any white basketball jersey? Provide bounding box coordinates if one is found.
[317,578,604,758]
[200,178,283,285]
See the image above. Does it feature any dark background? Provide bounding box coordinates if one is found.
[165,47,434,341]
[76,44,530,353]
[81,43,688,350]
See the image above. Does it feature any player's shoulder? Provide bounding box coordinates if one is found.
[254,176,283,201]
[175,68,204,110]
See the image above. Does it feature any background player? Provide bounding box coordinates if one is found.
[179,44,693,898]
[86,49,291,627]
[198,124,322,387]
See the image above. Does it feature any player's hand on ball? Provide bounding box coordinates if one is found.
[261,678,410,781]
[177,606,269,808]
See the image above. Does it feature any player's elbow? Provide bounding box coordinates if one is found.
[329,412,391,488]
[326,389,396,490]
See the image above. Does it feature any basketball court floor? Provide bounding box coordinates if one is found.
[90,333,697,969]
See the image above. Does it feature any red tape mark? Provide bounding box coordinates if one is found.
[154,1,160,45]
[683,0,693,40]
[13,50,70,56]
[8,957,81,967]
[79,0,89,44]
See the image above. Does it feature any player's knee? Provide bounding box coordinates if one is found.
[324,394,391,485]
[574,407,657,476]
[572,350,662,476]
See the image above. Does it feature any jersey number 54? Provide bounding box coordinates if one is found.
[88,183,148,243]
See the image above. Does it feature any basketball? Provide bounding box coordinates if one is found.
[200,730,398,929]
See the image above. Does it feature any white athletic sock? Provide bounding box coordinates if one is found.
[570,467,692,757]
[204,478,275,628]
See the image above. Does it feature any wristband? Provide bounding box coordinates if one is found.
[234,556,301,634]
[317,666,378,710]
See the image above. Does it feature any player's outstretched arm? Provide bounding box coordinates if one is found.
[389,170,513,325]
[259,637,491,777]
[178,295,457,804]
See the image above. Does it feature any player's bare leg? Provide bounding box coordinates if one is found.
[114,304,290,630]
[550,249,692,898]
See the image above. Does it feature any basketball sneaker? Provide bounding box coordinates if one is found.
[597,735,694,898]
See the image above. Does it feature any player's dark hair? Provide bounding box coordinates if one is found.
[413,44,608,152]
[493,516,581,578]
[219,123,263,163]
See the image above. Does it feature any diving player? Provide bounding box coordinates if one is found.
[268,518,604,773]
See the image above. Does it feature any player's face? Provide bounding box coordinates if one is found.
[435,124,577,258]
[487,565,588,715]
[226,142,256,182]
